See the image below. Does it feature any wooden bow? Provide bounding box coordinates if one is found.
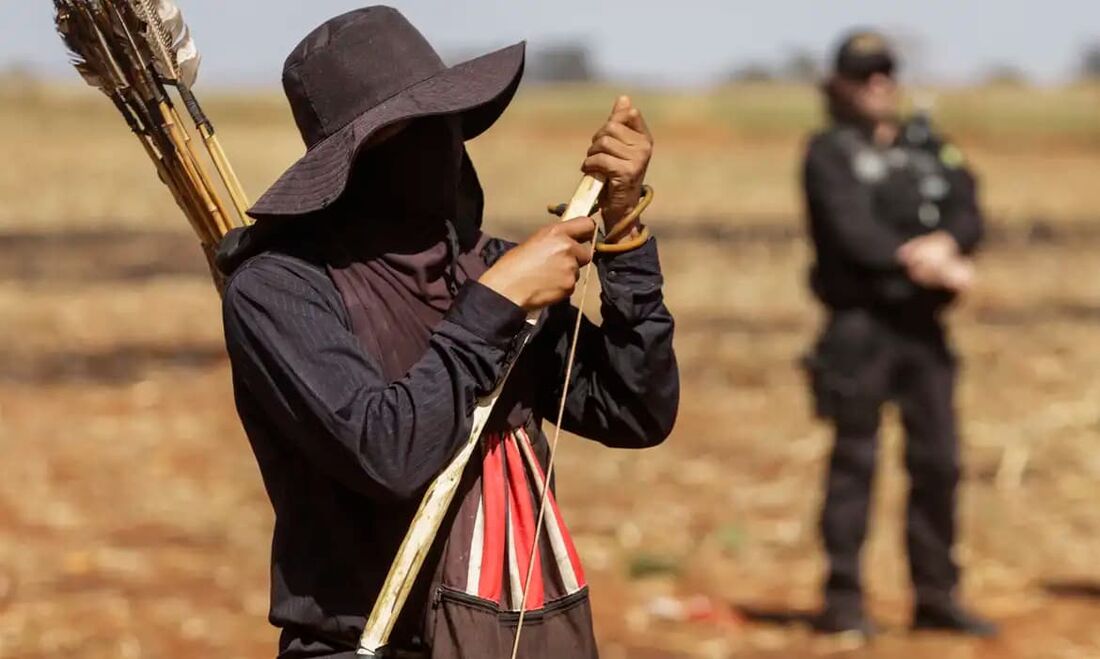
[356,173,604,657]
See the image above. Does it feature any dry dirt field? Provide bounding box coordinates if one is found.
[1,82,1100,658]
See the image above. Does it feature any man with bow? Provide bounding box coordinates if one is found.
[219,7,678,658]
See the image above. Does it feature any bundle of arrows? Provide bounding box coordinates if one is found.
[53,0,249,290]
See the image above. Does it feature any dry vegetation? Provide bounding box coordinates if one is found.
[1,81,1099,658]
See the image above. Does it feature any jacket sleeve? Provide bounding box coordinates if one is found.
[222,256,529,501]
[532,238,679,448]
[803,137,907,271]
[940,162,985,255]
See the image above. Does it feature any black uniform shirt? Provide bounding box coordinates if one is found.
[802,120,984,314]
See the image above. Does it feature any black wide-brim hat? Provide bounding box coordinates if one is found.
[247,6,525,220]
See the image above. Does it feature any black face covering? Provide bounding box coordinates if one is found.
[320,115,494,381]
[346,116,465,227]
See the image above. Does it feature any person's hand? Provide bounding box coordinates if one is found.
[897,231,962,289]
[582,96,653,241]
[940,257,976,294]
[479,216,597,311]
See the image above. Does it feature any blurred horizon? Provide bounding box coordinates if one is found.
[3,0,1100,89]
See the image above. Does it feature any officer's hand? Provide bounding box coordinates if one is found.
[898,231,959,271]
[898,231,961,289]
[582,96,653,242]
[479,216,596,312]
[940,257,975,294]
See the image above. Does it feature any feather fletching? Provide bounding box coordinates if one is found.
[156,0,200,86]
[131,0,200,87]
[54,0,110,90]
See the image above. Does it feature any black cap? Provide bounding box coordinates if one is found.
[833,30,897,79]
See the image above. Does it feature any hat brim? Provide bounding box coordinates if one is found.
[247,41,526,220]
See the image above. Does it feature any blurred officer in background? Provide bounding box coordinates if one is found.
[801,30,996,638]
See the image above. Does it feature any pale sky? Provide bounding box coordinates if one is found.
[3,0,1097,87]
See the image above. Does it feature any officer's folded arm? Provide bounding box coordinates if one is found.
[805,138,908,272]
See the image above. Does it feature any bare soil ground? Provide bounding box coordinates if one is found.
[3,228,1100,658]
[2,85,1099,658]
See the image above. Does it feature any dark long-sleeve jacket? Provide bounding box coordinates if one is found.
[221,236,677,653]
[802,121,984,314]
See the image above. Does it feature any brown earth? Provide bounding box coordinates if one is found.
[2,226,1100,659]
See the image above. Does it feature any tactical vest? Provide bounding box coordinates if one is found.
[835,116,957,240]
